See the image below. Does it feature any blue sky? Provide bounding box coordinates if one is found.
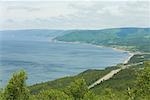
[0,0,150,30]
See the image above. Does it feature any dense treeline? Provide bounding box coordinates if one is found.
[0,61,150,100]
[55,28,150,52]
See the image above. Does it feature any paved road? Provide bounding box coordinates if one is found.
[88,62,143,89]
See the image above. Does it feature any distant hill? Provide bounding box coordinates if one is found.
[55,28,150,52]
[0,29,67,41]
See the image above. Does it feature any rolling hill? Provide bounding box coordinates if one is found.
[55,28,150,52]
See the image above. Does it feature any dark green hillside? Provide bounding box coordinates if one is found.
[30,66,136,95]
[1,55,150,99]
[91,64,142,95]
[128,54,150,64]
[30,67,115,94]
[29,54,148,90]
[1,28,150,99]
[55,28,150,52]
[29,54,150,98]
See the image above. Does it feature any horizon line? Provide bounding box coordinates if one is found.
[0,27,150,31]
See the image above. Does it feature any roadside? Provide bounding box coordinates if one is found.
[88,61,143,89]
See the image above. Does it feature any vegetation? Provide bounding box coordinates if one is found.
[1,28,150,99]
[0,89,3,100]
[128,54,150,64]
[2,70,29,100]
[31,89,72,100]
[1,59,150,99]
[1,71,100,100]
[30,68,114,94]
[133,61,150,99]
[29,54,150,99]
[55,28,150,52]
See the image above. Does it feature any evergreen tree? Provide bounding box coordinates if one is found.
[3,70,29,100]
[127,61,150,99]
[134,61,150,99]
[83,91,100,100]
[65,78,88,99]
[0,89,3,100]
[32,89,72,100]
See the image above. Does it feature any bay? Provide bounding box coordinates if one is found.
[0,30,129,87]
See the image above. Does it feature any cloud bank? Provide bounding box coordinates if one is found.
[0,0,149,30]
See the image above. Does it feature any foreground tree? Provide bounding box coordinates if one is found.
[32,89,72,100]
[83,91,100,100]
[3,70,29,100]
[127,61,150,100]
[0,89,3,100]
[134,61,150,99]
[64,78,100,100]
[65,78,88,99]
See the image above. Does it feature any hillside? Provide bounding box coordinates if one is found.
[55,28,150,52]
[2,60,149,100]
[1,28,150,100]
[29,54,150,99]
[29,28,150,99]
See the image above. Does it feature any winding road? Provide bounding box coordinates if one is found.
[88,62,143,89]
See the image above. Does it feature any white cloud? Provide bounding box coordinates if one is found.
[0,0,149,30]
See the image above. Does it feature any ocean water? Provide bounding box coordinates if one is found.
[0,30,129,87]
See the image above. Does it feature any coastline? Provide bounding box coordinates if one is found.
[110,47,135,64]
[53,40,135,65]
[123,53,134,64]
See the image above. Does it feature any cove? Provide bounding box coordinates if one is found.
[0,40,129,87]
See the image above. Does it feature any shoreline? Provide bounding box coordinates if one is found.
[123,53,134,64]
[1,39,135,88]
[53,40,135,64]
[28,40,136,87]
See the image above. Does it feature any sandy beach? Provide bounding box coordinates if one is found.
[123,53,134,64]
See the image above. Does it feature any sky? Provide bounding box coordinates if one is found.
[0,0,150,30]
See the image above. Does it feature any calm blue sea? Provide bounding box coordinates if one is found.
[0,30,129,87]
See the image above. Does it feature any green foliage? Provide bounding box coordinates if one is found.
[125,61,150,100]
[99,88,119,100]
[29,59,150,99]
[31,78,99,100]
[32,89,72,100]
[92,68,137,96]
[55,28,150,52]
[30,69,111,94]
[134,61,150,99]
[64,78,100,100]
[1,56,150,100]
[0,89,3,100]
[83,91,100,100]
[2,70,103,100]
[103,88,116,99]
[64,78,88,99]
[128,54,150,64]
[3,70,29,100]
[77,69,114,86]
[126,87,136,100]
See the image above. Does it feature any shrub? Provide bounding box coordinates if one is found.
[3,70,29,100]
